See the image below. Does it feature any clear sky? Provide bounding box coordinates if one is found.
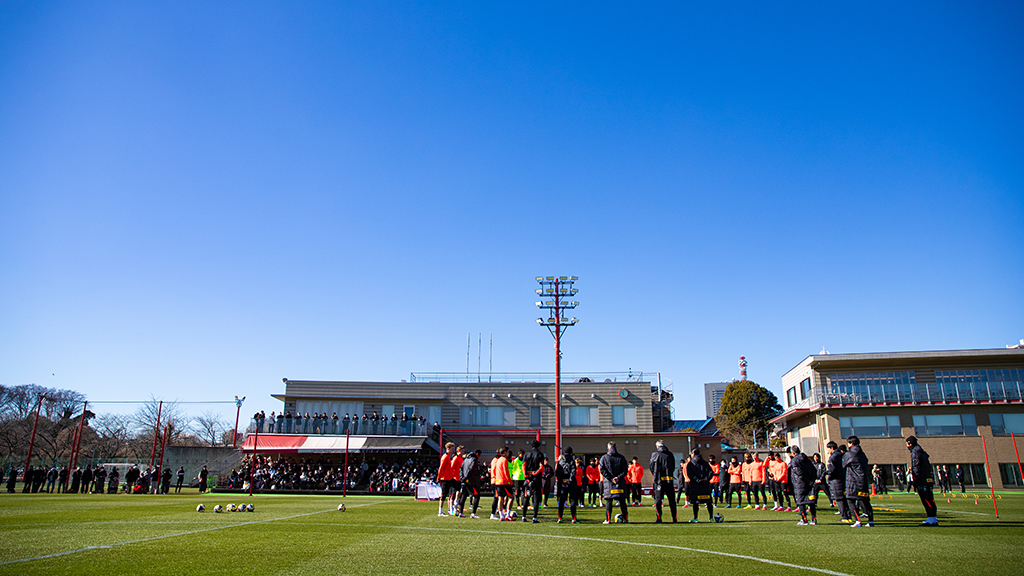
[2,1,1022,425]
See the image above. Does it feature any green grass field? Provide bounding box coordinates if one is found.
[1,490,1021,575]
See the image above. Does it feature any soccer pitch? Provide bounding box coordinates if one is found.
[1,492,1021,575]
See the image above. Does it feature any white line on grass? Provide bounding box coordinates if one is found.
[365,525,857,576]
[0,500,399,567]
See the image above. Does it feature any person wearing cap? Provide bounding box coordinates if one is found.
[523,440,546,523]
[649,439,677,523]
[907,436,938,526]
[787,445,818,526]
[555,446,579,523]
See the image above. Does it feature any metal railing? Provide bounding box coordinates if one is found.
[408,371,652,383]
[789,380,1024,410]
[247,417,430,436]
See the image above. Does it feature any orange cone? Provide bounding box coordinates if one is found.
[947,496,951,503]
[975,496,979,505]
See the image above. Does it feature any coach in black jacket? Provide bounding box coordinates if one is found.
[787,445,818,525]
[685,449,714,523]
[555,447,578,523]
[523,441,545,523]
[599,441,629,523]
[907,436,939,526]
[458,449,483,518]
[649,440,677,523]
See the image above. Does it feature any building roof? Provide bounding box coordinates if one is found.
[785,348,1024,376]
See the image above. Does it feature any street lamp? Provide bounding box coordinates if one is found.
[535,275,579,459]
[233,396,246,448]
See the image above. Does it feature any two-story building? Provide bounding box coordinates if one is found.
[772,347,1024,489]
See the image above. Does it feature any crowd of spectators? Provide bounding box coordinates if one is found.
[249,410,436,436]
[233,455,440,493]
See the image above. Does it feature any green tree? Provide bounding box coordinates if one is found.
[715,380,782,448]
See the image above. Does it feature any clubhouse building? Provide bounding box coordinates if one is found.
[772,347,1024,490]
[244,372,721,483]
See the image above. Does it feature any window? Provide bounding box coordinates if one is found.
[460,406,515,427]
[612,406,637,426]
[296,401,363,418]
[912,414,978,436]
[786,387,798,407]
[530,406,541,428]
[426,406,442,426]
[799,378,812,400]
[1000,463,1024,487]
[563,406,599,426]
[839,416,901,438]
[825,371,916,403]
[990,413,1024,435]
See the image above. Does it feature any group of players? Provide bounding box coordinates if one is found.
[434,434,940,527]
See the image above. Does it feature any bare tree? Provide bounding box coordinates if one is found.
[92,413,132,459]
[193,411,225,446]
[131,397,190,444]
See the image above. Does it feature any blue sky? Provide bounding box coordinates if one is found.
[1,1,1022,424]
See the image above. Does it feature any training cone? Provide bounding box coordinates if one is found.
[975,496,979,505]
[947,496,951,503]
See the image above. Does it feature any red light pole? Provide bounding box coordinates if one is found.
[535,276,579,460]
[23,394,46,482]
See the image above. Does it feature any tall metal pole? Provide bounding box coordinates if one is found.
[249,425,258,497]
[554,283,562,458]
[69,401,87,470]
[23,394,45,482]
[233,396,245,448]
[1012,433,1023,488]
[157,424,170,493]
[536,276,577,466]
[981,434,999,518]
[343,428,350,497]
[148,401,163,472]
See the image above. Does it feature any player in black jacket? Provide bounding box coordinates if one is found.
[685,449,714,522]
[787,445,818,525]
[843,436,874,527]
[458,449,483,518]
[649,440,677,523]
[523,441,546,523]
[826,442,849,522]
[907,436,938,526]
[599,441,629,523]
[555,447,578,523]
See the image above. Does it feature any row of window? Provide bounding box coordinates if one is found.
[458,405,638,427]
[836,413,1024,438]
[936,369,1024,384]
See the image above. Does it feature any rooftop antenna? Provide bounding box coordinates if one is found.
[477,333,482,381]
[466,333,471,376]
[489,333,493,382]
[820,346,830,355]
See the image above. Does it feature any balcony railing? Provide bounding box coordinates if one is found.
[789,380,1024,411]
[247,417,430,436]
[408,371,652,383]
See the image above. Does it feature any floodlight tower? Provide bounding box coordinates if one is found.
[535,276,579,458]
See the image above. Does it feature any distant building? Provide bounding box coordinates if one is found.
[772,347,1024,489]
[704,381,729,419]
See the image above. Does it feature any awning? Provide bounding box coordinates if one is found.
[359,436,427,452]
[299,435,366,453]
[238,434,424,454]
[240,435,308,452]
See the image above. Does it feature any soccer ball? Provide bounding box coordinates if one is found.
[337,503,346,512]
[196,504,205,512]
[227,503,237,512]
[213,505,223,513]
[614,514,624,523]
[714,513,725,523]
[509,510,517,519]
[246,504,254,512]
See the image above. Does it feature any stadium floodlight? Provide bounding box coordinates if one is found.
[534,275,579,459]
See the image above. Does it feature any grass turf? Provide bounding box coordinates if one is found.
[0,490,1021,575]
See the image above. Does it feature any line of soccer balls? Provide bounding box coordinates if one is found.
[196,503,255,513]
